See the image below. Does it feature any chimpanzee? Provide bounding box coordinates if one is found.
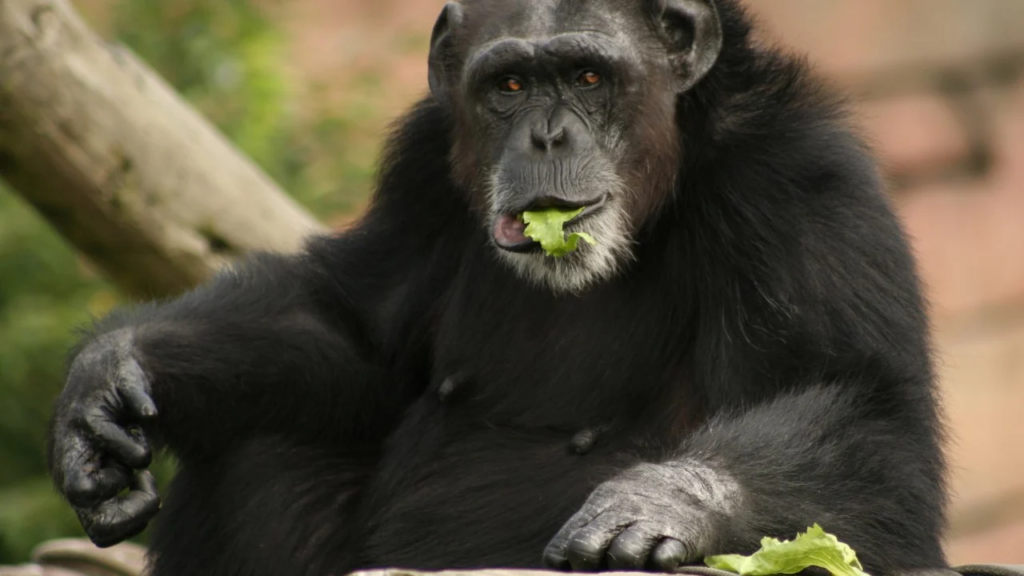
[46,1,948,575]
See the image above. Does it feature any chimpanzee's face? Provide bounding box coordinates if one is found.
[430,0,722,293]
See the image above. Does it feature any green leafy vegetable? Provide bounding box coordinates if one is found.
[705,524,871,576]
[522,207,596,258]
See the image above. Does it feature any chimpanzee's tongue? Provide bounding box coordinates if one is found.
[493,214,530,247]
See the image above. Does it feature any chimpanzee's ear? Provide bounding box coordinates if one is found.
[644,0,723,93]
[428,2,465,107]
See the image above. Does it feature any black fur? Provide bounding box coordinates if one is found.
[47,1,947,575]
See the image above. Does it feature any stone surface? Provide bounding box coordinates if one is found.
[751,1,1024,80]
[947,520,1024,565]
[895,178,1024,324]
[893,82,1024,325]
[854,94,972,180]
[936,320,1024,520]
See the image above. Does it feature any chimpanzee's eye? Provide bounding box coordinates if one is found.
[576,70,602,88]
[498,77,525,93]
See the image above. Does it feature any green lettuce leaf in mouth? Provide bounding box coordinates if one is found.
[521,207,597,258]
[705,524,871,576]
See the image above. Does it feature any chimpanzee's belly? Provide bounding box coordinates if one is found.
[353,398,642,570]
[352,271,696,569]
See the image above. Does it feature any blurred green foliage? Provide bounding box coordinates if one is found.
[0,0,385,562]
[111,0,379,217]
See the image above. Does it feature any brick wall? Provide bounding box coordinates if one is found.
[284,0,1024,564]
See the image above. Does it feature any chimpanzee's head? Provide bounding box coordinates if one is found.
[428,0,723,293]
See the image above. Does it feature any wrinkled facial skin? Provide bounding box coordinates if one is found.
[430,0,721,293]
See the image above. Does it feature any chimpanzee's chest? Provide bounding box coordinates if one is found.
[428,272,693,430]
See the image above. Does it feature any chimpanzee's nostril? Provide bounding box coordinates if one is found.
[532,126,567,151]
[550,127,566,147]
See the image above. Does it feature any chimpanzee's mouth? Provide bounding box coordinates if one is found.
[492,194,608,253]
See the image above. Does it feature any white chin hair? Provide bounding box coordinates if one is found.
[494,201,634,295]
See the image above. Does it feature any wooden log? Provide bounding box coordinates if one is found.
[0,0,325,299]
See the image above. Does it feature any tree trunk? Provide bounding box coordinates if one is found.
[0,0,326,299]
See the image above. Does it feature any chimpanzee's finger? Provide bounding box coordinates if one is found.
[83,406,151,469]
[77,470,161,548]
[64,458,132,508]
[649,537,689,571]
[116,357,158,420]
[542,506,599,570]
[563,515,631,571]
[543,530,573,570]
[606,522,662,570]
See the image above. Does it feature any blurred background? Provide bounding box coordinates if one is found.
[0,0,1022,566]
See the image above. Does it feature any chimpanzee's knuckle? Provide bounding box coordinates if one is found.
[82,508,132,547]
[65,479,97,506]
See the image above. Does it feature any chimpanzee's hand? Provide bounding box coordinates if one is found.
[542,461,738,572]
[48,330,161,548]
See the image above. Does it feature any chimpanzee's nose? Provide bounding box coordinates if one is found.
[531,123,567,152]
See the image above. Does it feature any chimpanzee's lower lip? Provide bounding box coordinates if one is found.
[496,239,542,253]
[492,213,538,252]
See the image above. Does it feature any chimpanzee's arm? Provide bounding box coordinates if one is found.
[47,101,463,546]
[545,370,945,573]
[544,376,944,567]
[71,238,402,461]
[685,381,944,564]
[46,231,402,546]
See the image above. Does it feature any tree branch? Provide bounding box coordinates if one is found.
[0,0,326,299]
